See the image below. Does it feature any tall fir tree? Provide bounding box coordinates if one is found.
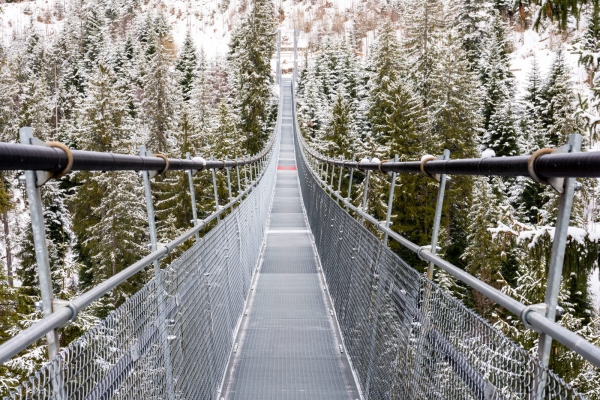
[479,13,519,157]
[228,0,276,154]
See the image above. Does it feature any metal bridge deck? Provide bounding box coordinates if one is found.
[221,81,358,399]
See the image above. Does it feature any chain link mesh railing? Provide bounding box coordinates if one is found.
[4,149,277,400]
[295,135,585,399]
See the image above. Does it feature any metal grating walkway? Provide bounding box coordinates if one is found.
[221,81,359,399]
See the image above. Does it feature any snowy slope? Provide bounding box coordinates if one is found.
[0,0,245,58]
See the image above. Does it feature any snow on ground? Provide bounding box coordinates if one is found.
[0,0,244,58]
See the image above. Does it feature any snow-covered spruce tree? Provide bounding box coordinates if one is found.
[176,31,198,103]
[16,30,53,141]
[228,0,276,154]
[297,62,329,142]
[517,56,549,224]
[366,20,436,267]
[574,0,600,143]
[479,12,519,157]
[72,58,149,317]
[401,0,446,112]
[454,0,492,68]
[461,176,503,314]
[542,48,582,147]
[81,5,106,73]
[424,22,480,274]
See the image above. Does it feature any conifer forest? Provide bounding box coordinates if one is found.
[0,0,599,396]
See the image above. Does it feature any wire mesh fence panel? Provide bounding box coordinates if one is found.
[4,152,276,400]
[295,135,585,400]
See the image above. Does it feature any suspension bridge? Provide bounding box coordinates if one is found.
[0,76,600,399]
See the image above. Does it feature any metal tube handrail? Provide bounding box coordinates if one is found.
[0,152,273,364]
[291,82,600,369]
[302,143,600,179]
[0,134,276,172]
[299,134,600,368]
[0,130,277,364]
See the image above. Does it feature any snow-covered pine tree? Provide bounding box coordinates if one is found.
[228,0,276,154]
[479,12,519,157]
[461,176,503,315]
[454,0,492,68]
[542,48,582,147]
[518,56,548,224]
[176,31,198,103]
[574,0,600,143]
[423,19,480,272]
[72,56,149,316]
[139,27,178,154]
[17,30,53,141]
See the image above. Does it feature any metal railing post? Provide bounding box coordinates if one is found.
[427,149,450,280]
[19,127,64,400]
[337,156,344,194]
[535,134,582,398]
[186,153,200,243]
[346,155,355,211]
[226,157,233,201]
[383,154,399,246]
[236,160,242,195]
[139,145,175,400]
[324,161,329,191]
[361,168,371,223]
[211,156,220,222]
[330,158,336,189]
[244,156,249,188]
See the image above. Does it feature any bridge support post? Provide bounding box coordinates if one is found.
[346,155,355,211]
[534,134,582,398]
[330,157,336,189]
[140,145,176,400]
[244,155,249,188]
[427,149,450,280]
[324,161,329,191]
[19,127,65,400]
[186,153,200,243]
[226,157,233,202]
[211,156,220,222]
[336,157,344,204]
[361,168,371,223]
[236,161,242,195]
[383,154,398,246]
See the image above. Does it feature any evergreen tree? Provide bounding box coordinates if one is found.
[140,30,178,154]
[462,176,503,316]
[479,13,519,156]
[518,56,547,224]
[176,31,198,102]
[228,0,276,154]
[542,49,582,147]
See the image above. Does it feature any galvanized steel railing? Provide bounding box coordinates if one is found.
[0,87,281,400]
[291,84,599,398]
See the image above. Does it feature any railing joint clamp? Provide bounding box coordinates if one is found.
[528,143,574,193]
[420,155,439,182]
[520,303,548,332]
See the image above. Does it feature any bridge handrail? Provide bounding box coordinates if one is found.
[292,90,600,370]
[0,130,276,172]
[0,122,279,366]
[302,141,600,179]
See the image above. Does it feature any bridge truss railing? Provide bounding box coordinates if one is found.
[0,88,282,399]
[291,86,599,398]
